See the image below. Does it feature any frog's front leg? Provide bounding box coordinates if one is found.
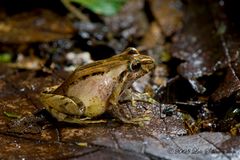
[39,93,106,124]
[120,89,159,107]
[109,89,158,125]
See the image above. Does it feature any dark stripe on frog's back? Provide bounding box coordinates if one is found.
[74,54,129,72]
[69,50,138,76]
[118,70,128,83]
[74,71,105,83]
[53,58,129,95]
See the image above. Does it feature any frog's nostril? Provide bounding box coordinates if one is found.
[143,63,155,72]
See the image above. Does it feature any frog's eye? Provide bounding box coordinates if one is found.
[129,61,141,72]
[126,47,139,55]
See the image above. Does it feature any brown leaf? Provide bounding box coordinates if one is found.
[149,0,183,36]
[0,9,75,43]
[0,65,187,159]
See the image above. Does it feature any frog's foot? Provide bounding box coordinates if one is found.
[120,89,159,107]
[49,108,106,124]
[109,101,152,126]
[64,117,107,124]
[117,116,151,126]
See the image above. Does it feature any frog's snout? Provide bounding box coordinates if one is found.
[141,56,155,73]
[143,62,155,73]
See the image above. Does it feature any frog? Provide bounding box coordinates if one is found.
[39,47,156,124]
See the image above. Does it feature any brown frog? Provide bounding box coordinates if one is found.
[39,47,156,124]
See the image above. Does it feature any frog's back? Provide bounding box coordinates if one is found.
[53,56,129,95]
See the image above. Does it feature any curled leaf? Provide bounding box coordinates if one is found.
[70,0,127,16]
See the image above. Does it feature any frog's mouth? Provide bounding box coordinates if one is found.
[127,72,147,82]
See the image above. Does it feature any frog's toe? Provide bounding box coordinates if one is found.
[63,117,107,124]
[118,116,151,126]
[49,108,68,121]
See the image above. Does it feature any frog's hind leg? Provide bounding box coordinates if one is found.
[40,93,106,124]
[49,108,106,124]
[39,93,85,116]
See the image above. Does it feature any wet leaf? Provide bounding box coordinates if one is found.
[0,9,74,43]
[140,22,164,49]
[103,0,148,51]
[209,1,240,102]
[0,65,187,159]
[70,0,127,16]
[170,1,236,96]
[170,0,240,101]
[149,0,183,36]
[211,65,240,102]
